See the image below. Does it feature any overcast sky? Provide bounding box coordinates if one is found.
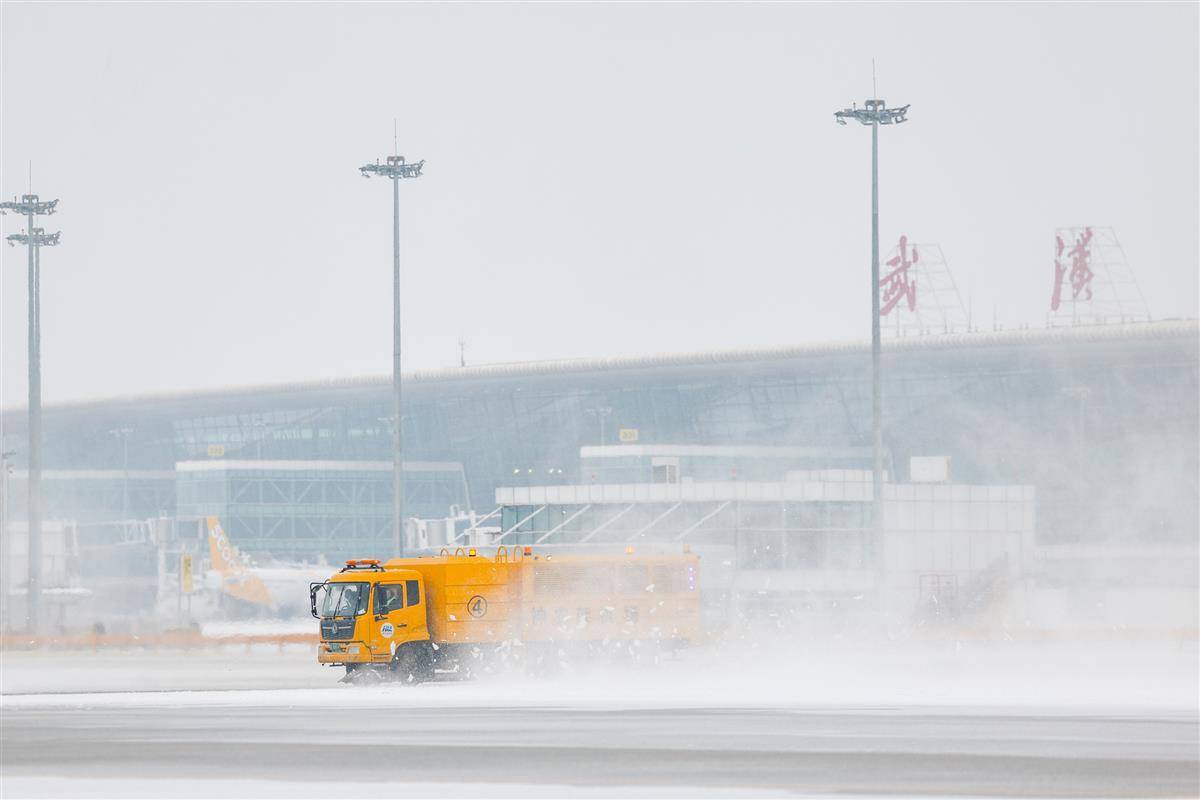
[2,2,1197,406]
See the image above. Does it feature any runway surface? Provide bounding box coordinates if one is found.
[3,692,1197,798]
[3,644,1198,797]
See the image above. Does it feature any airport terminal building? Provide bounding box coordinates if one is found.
[1,320,1197,562]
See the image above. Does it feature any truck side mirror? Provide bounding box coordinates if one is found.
[309,583,322,619]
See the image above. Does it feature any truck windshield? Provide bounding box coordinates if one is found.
[315,582,369,618]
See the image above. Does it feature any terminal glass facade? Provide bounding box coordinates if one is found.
[3,323,1196,554]
[174,462,470,558]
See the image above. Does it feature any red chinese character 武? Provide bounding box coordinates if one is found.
[1051,228,1095,311]
[881,235,918,316]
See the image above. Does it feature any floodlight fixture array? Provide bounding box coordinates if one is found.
[0,194,59,217]
[360,156,425,181]
[7,229,61,247]
[835,99,910,126]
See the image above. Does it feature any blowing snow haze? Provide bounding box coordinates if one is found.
[1,3,1198,800]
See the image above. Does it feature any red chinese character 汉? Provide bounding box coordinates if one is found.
[1068,228,1095,300]
[1051,228,1095,311]
[880,235,918,316]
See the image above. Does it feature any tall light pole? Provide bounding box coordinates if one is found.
[2,193,61,633]
[360,154,423,555]
[835,97,909,573]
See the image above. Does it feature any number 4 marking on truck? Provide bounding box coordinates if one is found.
[467,595,488,618]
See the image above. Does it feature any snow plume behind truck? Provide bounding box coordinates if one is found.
[310,546,701,682]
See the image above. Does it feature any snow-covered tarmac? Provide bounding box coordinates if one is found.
[2,641,1197,798]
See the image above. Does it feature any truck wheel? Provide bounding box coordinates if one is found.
[391,643,434,684]
[341,664,384,685]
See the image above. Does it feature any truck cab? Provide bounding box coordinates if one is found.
[310,560,432,680]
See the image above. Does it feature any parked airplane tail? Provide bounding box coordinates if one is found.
[205,516,273,607]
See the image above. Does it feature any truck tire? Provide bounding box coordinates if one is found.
[391,642,434,684]
[342,663,385,684]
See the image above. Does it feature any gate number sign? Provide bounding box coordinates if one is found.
[467,595,488,618]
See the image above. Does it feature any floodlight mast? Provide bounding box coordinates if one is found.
[834,97,909,579]
[360,156,424,556]
[1,194,61,634]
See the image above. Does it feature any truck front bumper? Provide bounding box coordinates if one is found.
[317,642,373,664]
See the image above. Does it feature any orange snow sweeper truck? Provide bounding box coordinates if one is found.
[310,546,701,682]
